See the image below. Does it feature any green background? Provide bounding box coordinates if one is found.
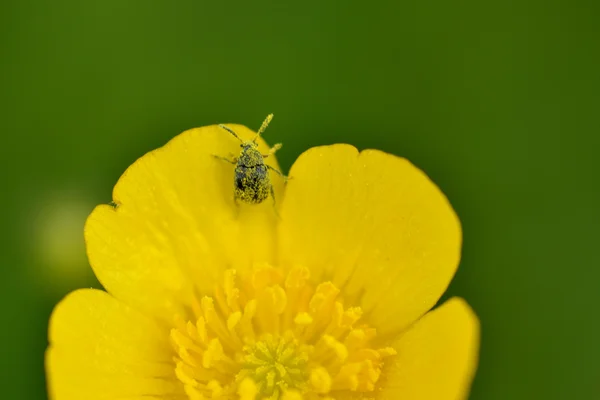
[2,1,599,399]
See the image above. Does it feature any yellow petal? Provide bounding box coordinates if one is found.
[278,145,461,334]
[85,123,284,322]
[378,298,479,400]
[46,289,182,400]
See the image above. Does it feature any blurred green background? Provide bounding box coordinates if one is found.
[2,0,599,399]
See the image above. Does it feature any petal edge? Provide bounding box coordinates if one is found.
[46,289,182,400]
[379,297,480,400]
[279,144,462,334]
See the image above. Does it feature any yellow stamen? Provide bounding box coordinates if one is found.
[170,265,395,399]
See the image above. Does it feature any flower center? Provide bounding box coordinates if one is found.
[170,265,396,399]
[239,334,307,397]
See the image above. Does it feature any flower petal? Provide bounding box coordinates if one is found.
[278,145,461,334]
[46,289,182,400]
[85,124,284,321]
[378,298,479,400]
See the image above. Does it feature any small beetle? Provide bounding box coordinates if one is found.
[214,114,286,205]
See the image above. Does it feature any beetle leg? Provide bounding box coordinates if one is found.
[263,143,282,158]
[231,195,241,218]
[266,165,288,182]
[212,154,237,164]
[270,185,281,219]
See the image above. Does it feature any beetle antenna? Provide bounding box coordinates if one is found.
[218,124,243,142]
[253,113,273,143]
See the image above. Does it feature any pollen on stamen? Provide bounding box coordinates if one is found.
[170,265,396,399]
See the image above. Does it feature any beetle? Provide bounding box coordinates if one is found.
[214,114,286,205]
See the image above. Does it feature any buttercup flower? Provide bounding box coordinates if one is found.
[46,120,479,400]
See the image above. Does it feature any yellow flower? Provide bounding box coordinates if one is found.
[46,121,479,400]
